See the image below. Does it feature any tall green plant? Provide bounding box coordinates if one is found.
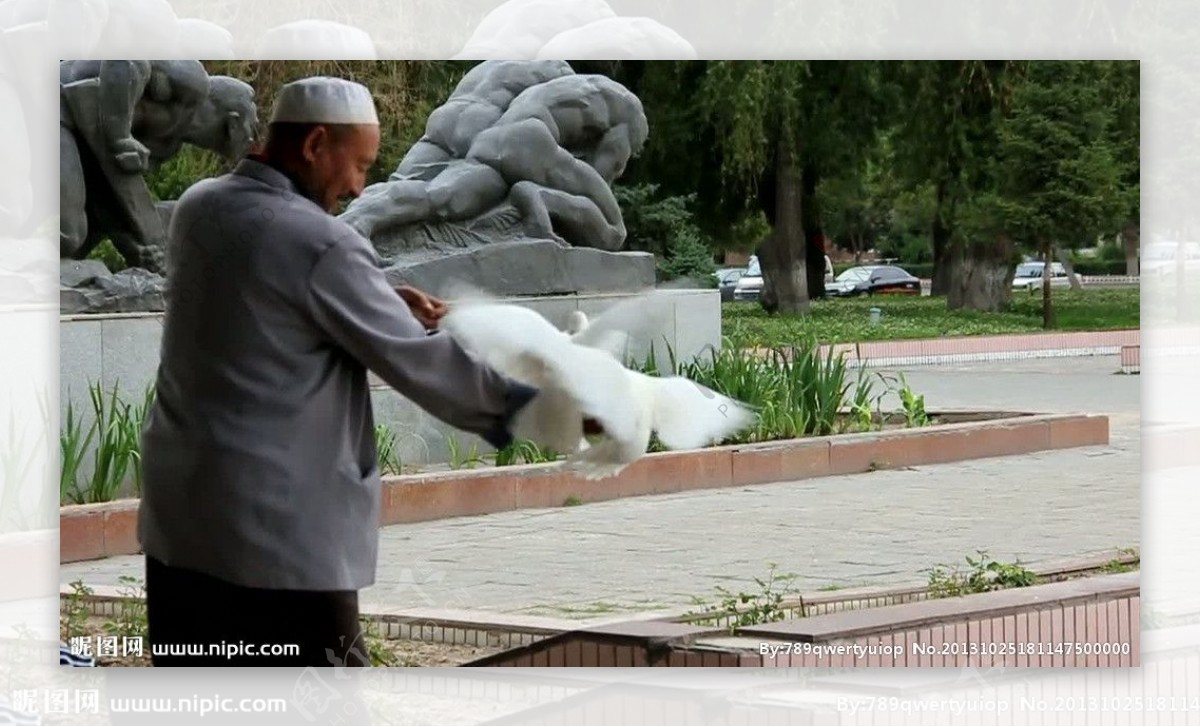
[60,396,98,505]
[374,424,403,475]
[128,385,155,496]
[446,436,486,470]
[493,439,560,467]
[637,338,879,444]
[60,382,152,505]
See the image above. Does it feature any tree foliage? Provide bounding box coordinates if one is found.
[990,61,1128,326]
[144,60,1138,317]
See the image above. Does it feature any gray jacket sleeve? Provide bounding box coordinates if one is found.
[304,234,536,449]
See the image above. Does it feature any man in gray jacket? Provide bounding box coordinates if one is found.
[137,76,544,666]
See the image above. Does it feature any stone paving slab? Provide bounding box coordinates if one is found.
[60,356,1140,621]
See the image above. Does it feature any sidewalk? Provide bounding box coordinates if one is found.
[61,357,1140,621]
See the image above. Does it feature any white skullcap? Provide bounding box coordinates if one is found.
[269,76,379,125]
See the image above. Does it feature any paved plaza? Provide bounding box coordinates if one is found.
[62,356,1140,620]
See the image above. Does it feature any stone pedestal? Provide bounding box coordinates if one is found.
[381,240,656,298]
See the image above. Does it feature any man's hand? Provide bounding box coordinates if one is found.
[395,285,448,330]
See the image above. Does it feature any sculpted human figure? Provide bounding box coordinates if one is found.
[59,60,257,272]
[389,59,573,182]
[340,62,647,252]
[471,72,647,249]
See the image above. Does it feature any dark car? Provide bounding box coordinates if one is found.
[828,265,921,297]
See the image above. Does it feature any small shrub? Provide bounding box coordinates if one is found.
[103,575,147,640]
[657,227,718,284]
[145,145,228,201]
[686,563,804,634]
[358,618,403,667]
[893,373,929,428]
[926,551,1037,598]
[61,580,94,640]
[614,183,716,283]
[85,239,126,273]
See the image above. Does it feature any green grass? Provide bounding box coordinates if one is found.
[724,288,1139,347]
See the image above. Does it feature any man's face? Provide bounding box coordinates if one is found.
[302,124,380,213]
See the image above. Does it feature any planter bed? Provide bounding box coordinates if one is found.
[61,552,1136,668]
[60,411,1109,563]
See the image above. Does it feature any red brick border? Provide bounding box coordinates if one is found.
[59,413,1109,564]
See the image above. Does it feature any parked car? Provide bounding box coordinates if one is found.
[732,255,834,301]
[1011,261,1071,291]
[714,268,746,302]
[733,256,762,300]
[827,265,921,297]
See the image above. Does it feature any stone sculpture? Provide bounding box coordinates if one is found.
[339,60,655,297]
[59,60,256,312]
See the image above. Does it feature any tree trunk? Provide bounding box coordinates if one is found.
[1055,247,1084,290]
[1122,221,1140,276]
[945,234,1014,312]
[759,138,809,314]
[1041,238,1055,329]
[930,180,954,297]
[801,164,826,299]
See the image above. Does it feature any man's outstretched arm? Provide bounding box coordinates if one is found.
[305,231,535,449]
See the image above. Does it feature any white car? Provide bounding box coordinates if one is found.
[732,256,763,301]
[733,254,834,301]
[1012,261,1071,291]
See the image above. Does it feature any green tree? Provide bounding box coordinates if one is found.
[1101,61,1141,275]
[992,61,1128,327]
[614,182,716,282]
[890,61,1023,304]
[687,61,888,313]
[817,150,894,264]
